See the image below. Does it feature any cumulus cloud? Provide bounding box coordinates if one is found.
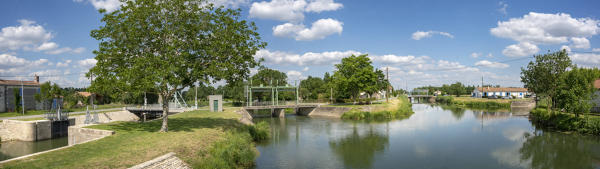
[82,0,123,12]
[502,42,539,57]
[273,18,343,41]
[46,47,85,55]
[470,52,481,58]
[371,54,428,65]
[302,67,309,71]
[207,0,249,8]
[250,0,342,22]
[250,0,308,22]
[570,37,590,49]
[305,0,343,13]
[56,60,72,67]
[286,70,305,81]
[78,58,98,68]
[0,53,28,68]
[570,52,600,68]
[491,12,600,56]
[0,20,53,51]
[475,60,509,68]
[254,49,360,66]
[593,48,600,52]
[411,31,454,40]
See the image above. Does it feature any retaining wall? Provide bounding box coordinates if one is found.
[305,107,351,118]
[128,152,190,169]
[68,126,114,145]
[0,119,71,142]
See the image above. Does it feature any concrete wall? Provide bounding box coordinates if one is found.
[68,126,114,145]
[72,110,140,125]
[0,86,5,112]
[128,152,190,169]
[2,86,41,112]
[0,120,54,142]
[303,106,351,118]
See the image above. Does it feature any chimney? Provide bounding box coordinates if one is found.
[34,74,39,83]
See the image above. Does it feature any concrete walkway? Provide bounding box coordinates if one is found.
[0,108,123,120]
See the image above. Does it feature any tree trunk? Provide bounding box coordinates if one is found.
[159,94,169,132]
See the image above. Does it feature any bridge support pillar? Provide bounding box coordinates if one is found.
[272,108,285,118]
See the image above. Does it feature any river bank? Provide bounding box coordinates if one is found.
[0,108,269,168]
[529,108,600,135]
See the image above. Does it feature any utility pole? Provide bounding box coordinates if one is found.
[386,67,389,103]
[194,84,198,109]
[21,81,24,115]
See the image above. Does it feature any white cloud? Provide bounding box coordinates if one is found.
[570,52,600,68]
[371,54,428,65]
[250,0,342,22]
[593,48,600,52]
[88,0,123,12]
[250,0,307,22]
[502,42,539,57]
[0,53,28,68]
[475,60,509,68]
[254,49,360,66]
[305,0,343,13]
[286,70,304,81]
[56,60,72,67]
[570,37,590,49]
[0,20,53,51]
[46,47,86,55]
[411,30,454,40]
[302,67,309,71]
[498,1,508,15]
[470,52,481,58]
[36,42,58,51]
[273,18,343,41]
[78,58,98,68]
[492,12,600,56]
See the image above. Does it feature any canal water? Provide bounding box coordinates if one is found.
[253,104,600,169]
[0,137,68,161]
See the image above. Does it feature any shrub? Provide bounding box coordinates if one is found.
[435,96,454,104]
[530,108,600,135]
[247,121,270,142]
[195,132,256,169]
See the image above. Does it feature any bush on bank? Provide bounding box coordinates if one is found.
[530,108,600,135]
[194,132,256,169]
[248,121,270,142]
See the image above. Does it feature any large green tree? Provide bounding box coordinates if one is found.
[555,67,600,116]
[521,50,572,111]
[449,82,465,97]
[299,76,326,100]
[332,54,379,103]
[89,0,265,132]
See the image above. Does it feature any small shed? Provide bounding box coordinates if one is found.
[208,95,223,112]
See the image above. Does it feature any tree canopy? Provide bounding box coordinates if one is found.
[88,0,265,132]
[521,50,572,111]
[331,54,388,103]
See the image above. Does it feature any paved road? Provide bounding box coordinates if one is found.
[0,108,124,120]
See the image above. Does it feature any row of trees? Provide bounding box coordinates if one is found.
[414,82,477,97]
[521,49,600,116]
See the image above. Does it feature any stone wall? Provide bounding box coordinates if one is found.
[68,126,114,145]
[128,152,190,169]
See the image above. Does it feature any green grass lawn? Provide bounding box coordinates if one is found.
[0,108,252,169]
[0,104,124,118]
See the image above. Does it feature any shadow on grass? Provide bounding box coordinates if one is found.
[91,117,246,133]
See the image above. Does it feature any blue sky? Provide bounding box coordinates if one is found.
[1,0,599,90]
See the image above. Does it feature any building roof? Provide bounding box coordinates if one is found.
[476,87,528,92]
[0,79,40,86]
[76,92,92,97]
[594,79,600,89]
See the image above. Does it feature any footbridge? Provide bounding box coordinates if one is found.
[243,101,323,118]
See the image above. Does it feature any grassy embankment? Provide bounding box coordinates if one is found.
[0,107,270,169]
[434,96,517,109]
[528,98,600,135]
[340,95,414,121]
[0,103,124,118]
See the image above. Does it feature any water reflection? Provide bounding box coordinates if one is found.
[519,131,600,169]
[438,105,466,120]
[329,125,389,169]
[0,137,68,161]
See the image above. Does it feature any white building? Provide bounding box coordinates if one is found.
[472,87,529,98]
[0,75,42,112]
